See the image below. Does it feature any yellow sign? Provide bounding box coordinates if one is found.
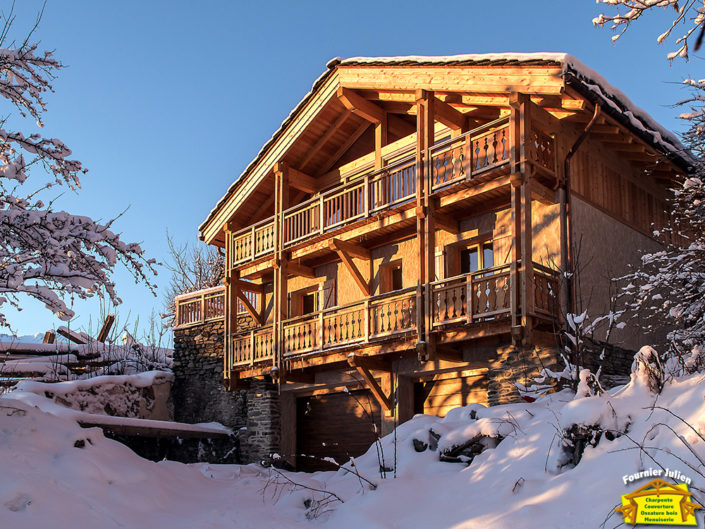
[615,478,702,525]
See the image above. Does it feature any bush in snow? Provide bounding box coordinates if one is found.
[631,345,664,394]
[0,9,157,328]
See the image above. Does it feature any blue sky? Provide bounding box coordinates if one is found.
[3,0,699,339]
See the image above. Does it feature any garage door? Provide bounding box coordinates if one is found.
[296,389,381,472]
[414,374,488,417]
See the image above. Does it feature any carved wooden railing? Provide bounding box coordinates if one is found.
[227,325,274,369]
[228,119,515,269]
[223,288,418,365]
[527,125,556,177]
[222,265,559,370]
[430,116,510,191]
[174,286,226,328]
[533,262,559,317]
[430,264,512,327]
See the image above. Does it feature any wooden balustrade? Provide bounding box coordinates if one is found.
[369,288,416,338]
[528,127,556,176]
[174,285,259,328]
[430,116,510,191]
[175,286,226,327]
[533,263,559,317]
[221,266,558,371]
[431,264,512,327]
[369,155,416,212]
[322,180,366,230]
[228,325,274,367]
[228,118,517,269]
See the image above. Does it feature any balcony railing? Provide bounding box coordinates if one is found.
[222,263,559,370]
[430,264,512,327]
[174,286,226,327]
[229,116,511,268]
[174,285,259,328]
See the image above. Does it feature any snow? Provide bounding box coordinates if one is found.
[1,349,705,528]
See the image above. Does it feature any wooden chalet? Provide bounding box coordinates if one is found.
[174,53,690,469]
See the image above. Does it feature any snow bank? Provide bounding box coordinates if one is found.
[2,351,705,528]
[13,371,174,421]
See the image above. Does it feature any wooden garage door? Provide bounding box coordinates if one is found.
[414,374,488,417]
[296,390,381,472]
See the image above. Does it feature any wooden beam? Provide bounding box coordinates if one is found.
[234,287,263,325]
[57,327,88,345]
[299,112,350,171]
[530,178,557,205]
[347,355,392,412]
[337,87,386,124]
[317,121,370,176]
[434,97,465,130]
[328,238,371,260]
[42,330,55,344]
[231,278,263,294]
[96,314,115,343]
[433,212,460,234]
[288,166,320,194]
[331,241,370,296]
[287,261,315,278]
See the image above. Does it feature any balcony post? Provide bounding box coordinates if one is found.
[251,224,256,257]
[415,89,437,360]
[250,330,255,366]
[509,92,534,343]
[199,292,205,324]
[273,163,290,379]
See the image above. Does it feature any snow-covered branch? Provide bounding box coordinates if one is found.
[0,10,156,327]
[593,0,705,61]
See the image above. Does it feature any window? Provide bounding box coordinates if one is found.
[302,291,318,315]
[460,242,494,275]
[291,286,320,317]
[380,261,403,293]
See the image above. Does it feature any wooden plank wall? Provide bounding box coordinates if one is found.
[570,139,669,238]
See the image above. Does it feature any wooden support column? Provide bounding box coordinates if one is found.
[375,113,388,170]
[415,89,436,361]
[224,224,235,382]
[273,163,290,377]
[509,93,534,344]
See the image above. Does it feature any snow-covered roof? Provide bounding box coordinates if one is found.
[199,53,693,240]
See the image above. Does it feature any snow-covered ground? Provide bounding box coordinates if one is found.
[1,353,704,528]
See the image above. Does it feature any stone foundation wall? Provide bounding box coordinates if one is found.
[172,318,247,433]
[243,378,281,463]
[487,345,560,406]
[173,316,284,464]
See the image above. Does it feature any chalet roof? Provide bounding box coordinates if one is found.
[199,52,694,241]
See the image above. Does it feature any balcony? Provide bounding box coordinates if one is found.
[228,116,512,269]
[174,285,258,328]
[222,262,558,373]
